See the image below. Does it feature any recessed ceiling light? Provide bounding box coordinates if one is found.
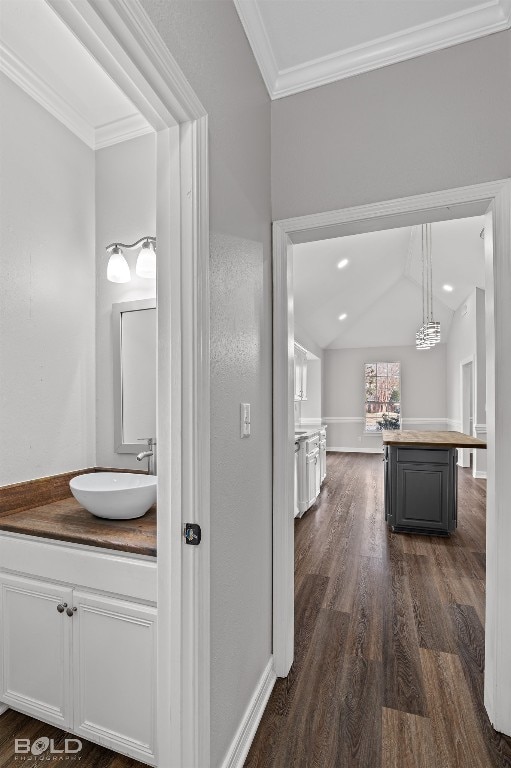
[443,284,454,292]
[338,313,347,321]
[337,258,349,269]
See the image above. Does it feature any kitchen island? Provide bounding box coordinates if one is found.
[383,430,487,535]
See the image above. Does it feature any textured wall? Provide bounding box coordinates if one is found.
[272,30,511,220]
[95,133,156,470]
[0,74,95,484]
[137,3,272,766]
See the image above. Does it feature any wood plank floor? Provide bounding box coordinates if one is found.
[0,708,146,768]
[245,452,511,768]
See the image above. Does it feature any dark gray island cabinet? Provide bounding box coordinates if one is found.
[383,431,487,536]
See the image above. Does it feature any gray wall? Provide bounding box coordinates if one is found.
[272,30,511,220]
[323,344,447,451]
[95,134,157,470]
[0,74,95,485]
[138,3,272,766]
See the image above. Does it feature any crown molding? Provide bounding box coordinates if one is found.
[0,41,95,146]
[233,0,278,97]
[235,0,511,100]
[95,113,153,149]
[0,40,155,150]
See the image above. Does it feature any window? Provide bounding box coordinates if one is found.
[364,362,401,432]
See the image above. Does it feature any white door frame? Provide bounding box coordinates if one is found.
[46,2,210,765]
[273,179,511,736]
[459,355,475,467]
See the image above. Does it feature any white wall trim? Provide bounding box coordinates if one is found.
[233,0,278,99]
[327,447,382,454]
[219,658,276,768]
[95,113,154,149]
[473,470,488,479]
[273,178,511,738]
[475,423,488,435]
[0,40,155,150]
[323,416,448,425]
[0,703,8,716]
[447,418,463,431]
[235,0,511,99]
[323,416,364,424]
[0,41,94,147]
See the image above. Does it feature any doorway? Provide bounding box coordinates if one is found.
[460,357,474,467]
[17,2,211,766]
[272,179,511,736]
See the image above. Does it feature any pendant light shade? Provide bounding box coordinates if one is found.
[136,240,156,279]
[107,246,130,283]
[416,224,441,350]
[105,237,156,283]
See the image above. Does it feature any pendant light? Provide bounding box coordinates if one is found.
[416,224,440,349]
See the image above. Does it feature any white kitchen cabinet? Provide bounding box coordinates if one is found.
[73,591,156,763]
[307,449,320,506]
[294,344,308,401]
[0,539,157,767]
[319,429,327,485]
[0,574,73,728]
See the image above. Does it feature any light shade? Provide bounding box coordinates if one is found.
[136,241,156,279]
[107,247,130,283]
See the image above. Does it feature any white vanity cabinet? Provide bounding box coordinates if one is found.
[72,591,156,760]
[0,574,73,729]
[0,536,157,766]
[294,344,308,401]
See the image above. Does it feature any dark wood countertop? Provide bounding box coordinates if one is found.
[0,497,157,557]
[382,430,487,448]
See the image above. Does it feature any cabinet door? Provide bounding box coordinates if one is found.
[0,573,72,727]
[72,591,157,765]
[306,452,319,507]
[395,462,450,531]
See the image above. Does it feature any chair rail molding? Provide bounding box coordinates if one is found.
[273,178,511,739]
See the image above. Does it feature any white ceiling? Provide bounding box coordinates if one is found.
[235,0,511,98]
[0,0,153,149]
[293,216,485,350]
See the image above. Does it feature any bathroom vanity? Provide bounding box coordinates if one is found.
[383,430,486,535]
[0,473,157,766]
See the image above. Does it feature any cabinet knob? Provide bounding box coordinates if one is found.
[66,607,77,617]
[57,603,67,613]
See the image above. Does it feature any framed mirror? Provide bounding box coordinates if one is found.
[112,299,156,453]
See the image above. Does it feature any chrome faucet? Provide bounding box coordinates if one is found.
[136,438,157,475]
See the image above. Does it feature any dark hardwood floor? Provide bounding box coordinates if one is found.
[245,452,511,768]
[0,708,146,768]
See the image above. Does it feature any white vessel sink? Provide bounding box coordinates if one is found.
[69,472,157,520]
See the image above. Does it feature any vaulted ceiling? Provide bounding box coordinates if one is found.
[0,0,152,148]
[235,0,511,98]
[293,216,485,350]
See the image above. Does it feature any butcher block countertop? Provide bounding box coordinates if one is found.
[382,430,487,448]
[0,497,157,557]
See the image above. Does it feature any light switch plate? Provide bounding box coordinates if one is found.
[241,403,250,438]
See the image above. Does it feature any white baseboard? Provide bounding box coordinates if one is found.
[473,470,487,479]
[220,657,276,768]
[327,446,382,454]
[0,703,8,716]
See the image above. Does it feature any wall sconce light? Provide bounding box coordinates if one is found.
[106,237,156,283]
